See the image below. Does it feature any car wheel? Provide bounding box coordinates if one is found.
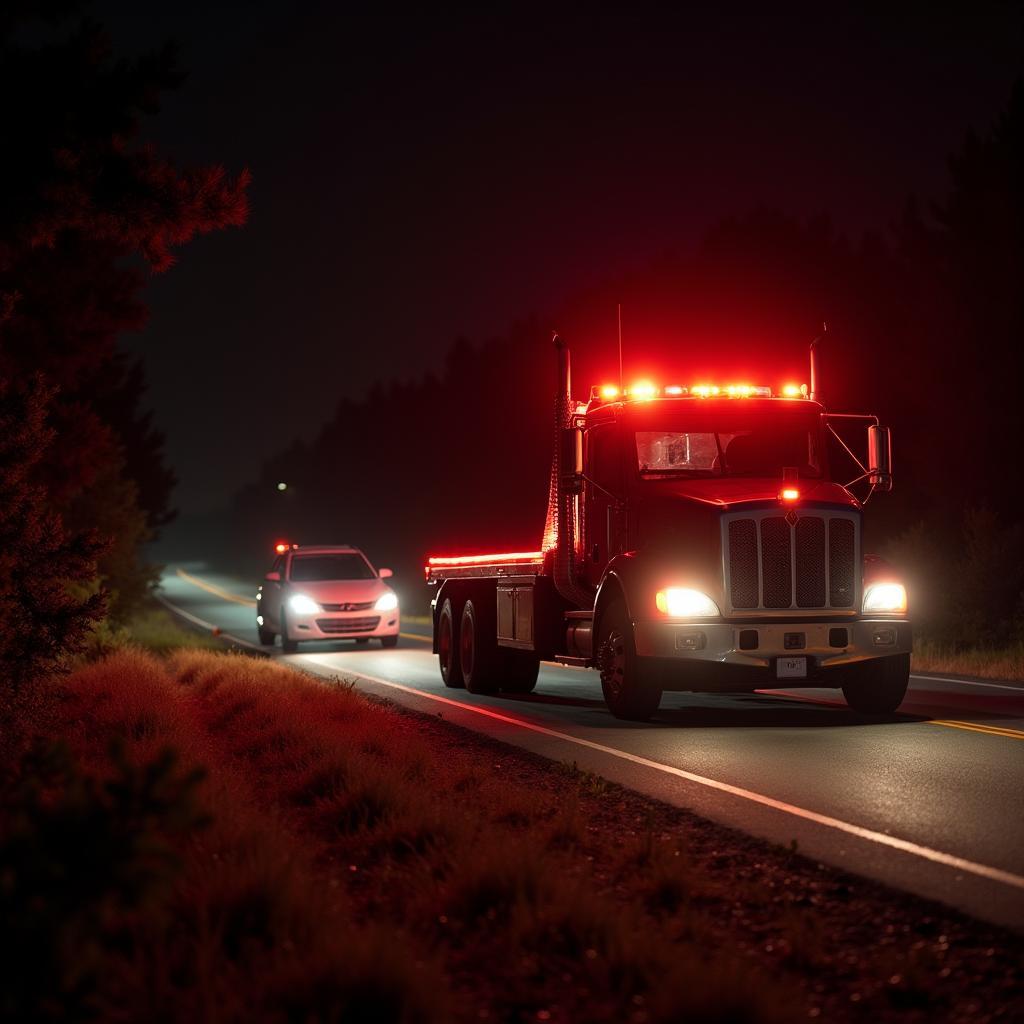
[380,635,398,648]
[841,653,909,715]
[596,600,662,721]
[355,637,370,645]
[437,596,464,688]
[258,625,276,646]
[500,652,540,694]
[460,596,501,695]
[280,610,299,654]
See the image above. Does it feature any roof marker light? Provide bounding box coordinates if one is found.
[780,488,800,503]
[627,380,658,401]
[599,384,620,400]
[274,542,290,554]
[691,384,720,398]
[664,385,684,396]
[782,383,808,398]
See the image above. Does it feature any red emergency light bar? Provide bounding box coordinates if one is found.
[589,381,806,405]
[427,550,544,567]
[274,541,298,554]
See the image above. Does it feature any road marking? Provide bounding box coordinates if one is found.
[176,568,257,607]
[153,593,263,650]
[400,632,430,642]
[302,654,1024,894]
[931,719,1024,741]
[912,673,1023,692]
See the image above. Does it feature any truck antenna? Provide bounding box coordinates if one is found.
[617,303,624,391]
[810,322,826,402]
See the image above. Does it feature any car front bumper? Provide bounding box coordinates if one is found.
[633,618,911,690]
[289,609,400,640]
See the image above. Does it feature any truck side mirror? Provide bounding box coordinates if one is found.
[379,567,393,578]
[559,427,584,494]
[265,570,281,582]
[868,425,893,492]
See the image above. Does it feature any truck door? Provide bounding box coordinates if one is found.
[583,422,623,588]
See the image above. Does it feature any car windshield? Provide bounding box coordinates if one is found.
[635,413,822,478]
[289,553,375,581]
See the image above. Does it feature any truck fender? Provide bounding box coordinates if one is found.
[593,555,640,637]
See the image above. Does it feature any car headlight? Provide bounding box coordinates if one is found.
[375,592,398,612]
[862,582,907,615]
[655,588,720,617]
[289,593,321,615]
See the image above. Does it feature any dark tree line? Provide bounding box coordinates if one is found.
[0,8,248,679]
[233,84,1024,646]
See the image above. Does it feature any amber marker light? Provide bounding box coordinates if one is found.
[274,541,290,554]
[664,385,684,395]
[782,383,808,398]
[628,380,658,400]
[599,383,620,400]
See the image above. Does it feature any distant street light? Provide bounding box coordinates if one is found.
[277,482,288,491]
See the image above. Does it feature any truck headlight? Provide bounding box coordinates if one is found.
[289,594,321,615]
[375,592,398,612]
[862,582,907,615]
[655,588,720,617]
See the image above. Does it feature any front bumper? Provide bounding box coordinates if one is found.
[289,609,400,640]
[633,618,911,690]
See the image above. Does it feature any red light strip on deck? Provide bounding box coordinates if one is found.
[427,550,544,567]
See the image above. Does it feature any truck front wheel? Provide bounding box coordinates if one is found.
[437,596,464,688]
[841,653,910,715]
[596,600,662,721]
[460,597,501,695]
[500,653,540,694]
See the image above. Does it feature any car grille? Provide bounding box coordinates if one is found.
[316,616,380,634]
[320,600,375,612]
[724,511,858,612]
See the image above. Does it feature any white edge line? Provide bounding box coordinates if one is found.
[302,652,1024,894]
[153,593,263,651]
[155,587,1024,893]
[911,673,1024,692]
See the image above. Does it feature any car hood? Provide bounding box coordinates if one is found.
[285,578,392,603]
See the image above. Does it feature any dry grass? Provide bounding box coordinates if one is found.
[912,640,1024,681]
[8,649,1022,1022]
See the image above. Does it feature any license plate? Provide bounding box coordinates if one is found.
[777,657,807,679]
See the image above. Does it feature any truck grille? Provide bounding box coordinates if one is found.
[316,616,380,634]
[724,511,858,613]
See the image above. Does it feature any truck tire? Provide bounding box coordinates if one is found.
[258,624,276,646]
[500,652,540,694]
[460,597,501,695]
[596,600,662,721]
[280,611,299,654]
[437,596,464,688]
[841,653,910,715]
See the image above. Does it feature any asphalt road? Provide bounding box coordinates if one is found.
[158,563,1024,932]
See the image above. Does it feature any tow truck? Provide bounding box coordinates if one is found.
[426,335,910,721]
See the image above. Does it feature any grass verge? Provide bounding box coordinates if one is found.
[913,640,1024,681]
[123,600,223,653]
[3,651,1021,1022]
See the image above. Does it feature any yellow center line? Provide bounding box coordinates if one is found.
[175,568,257,608]
[930,719,1024,741]
[400,632,430,642]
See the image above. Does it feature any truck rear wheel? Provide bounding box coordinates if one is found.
[437,596,464,688]
[596,600,662,721]
[460,597,501,695]
[500,652,540,694]
[841,653,910,715]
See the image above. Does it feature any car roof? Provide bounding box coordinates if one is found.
[288,546,365,556]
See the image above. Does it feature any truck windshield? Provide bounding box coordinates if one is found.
[289,554,376,581]
[635,416,822,478]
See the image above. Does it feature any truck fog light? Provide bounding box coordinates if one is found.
[872,628,896,646]
[675,630,706,651]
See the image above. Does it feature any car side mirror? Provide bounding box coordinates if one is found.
[868,425,893,492]
[379,567,393,579]
[265,571,281,582]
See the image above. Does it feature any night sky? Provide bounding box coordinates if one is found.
[93,4,1023,514]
